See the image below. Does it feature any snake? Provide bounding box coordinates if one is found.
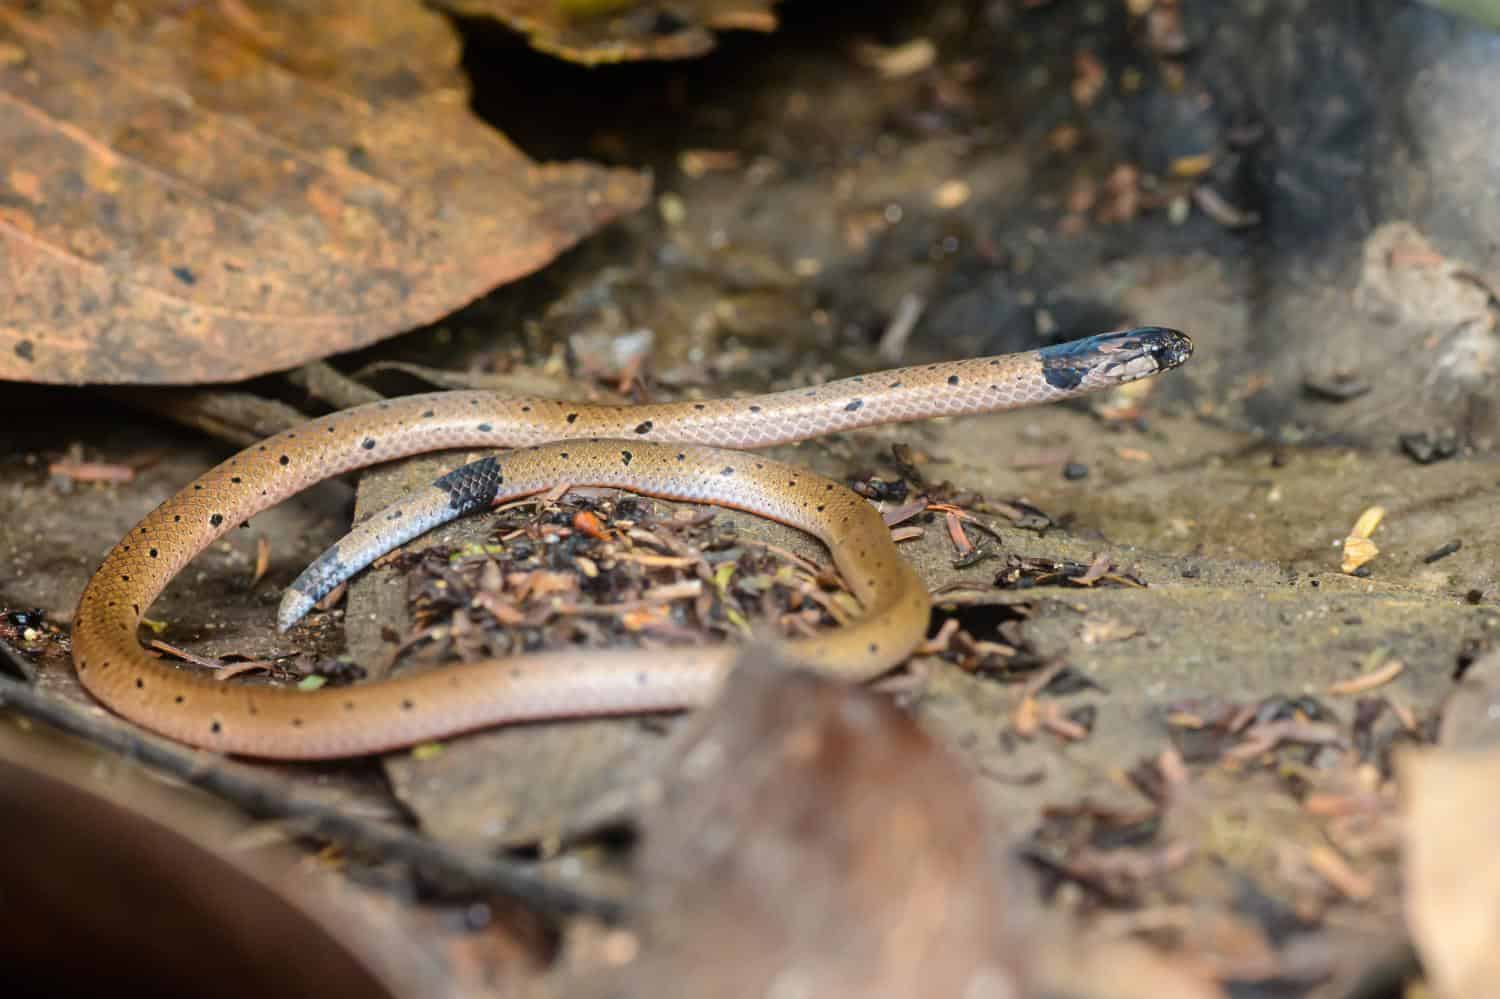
[70,327,1191,760]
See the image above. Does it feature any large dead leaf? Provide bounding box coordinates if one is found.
[1399,746,1500,999]
[561,648,1029,998]
[435,0,778,64]
[0,0,649,385]
[0,727,440,998]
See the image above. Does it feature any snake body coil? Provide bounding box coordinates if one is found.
[72,328,1191,759]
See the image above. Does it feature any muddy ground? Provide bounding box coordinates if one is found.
[3,2,1499,997]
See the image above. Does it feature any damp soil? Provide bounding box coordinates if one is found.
[3,2,1499,996]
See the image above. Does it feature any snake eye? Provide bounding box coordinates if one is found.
[1142,327,1194,370]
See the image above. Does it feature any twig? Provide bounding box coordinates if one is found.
[284,360,385,411]
[106,387,311,448]
[0,671,625,924]
[878,292,925,362]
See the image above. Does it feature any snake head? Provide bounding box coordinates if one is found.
[1093,326,1194,384]
[1137,326,1194,371]
[1038,326,1193,391]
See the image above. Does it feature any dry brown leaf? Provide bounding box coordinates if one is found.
[434,0,778,65]
[1399,746,1500,998]
[1339,505,1385,574]
[564,647,1028,998]
[0,0,648,384]
[1081,614,1142,645]
[1438,647,1500,749]
[1040,937,1225,999]
[0,743,433,998]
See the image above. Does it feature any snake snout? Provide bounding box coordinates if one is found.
[1137,326,1194,371]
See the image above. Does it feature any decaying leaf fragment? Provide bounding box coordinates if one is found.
[433,0,779,64]
[0,0,649,384]
[1339,505,1385,574]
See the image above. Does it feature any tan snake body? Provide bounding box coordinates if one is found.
[71,328,1191,759]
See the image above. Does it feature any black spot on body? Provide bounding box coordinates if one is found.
[634,420,653,434]
[566,413,578,423]
[401,699,414,710]
[947,375,959,386]
[210,721,221,734]
[231,476,241,484]
[361,438,377,450]
[721,466,735,476]
[149,548,158,558]
[14,340,34,362]
[845,399,863,412]
[621,450,632,465]
[171,265,197,285]
[478,423,492,432]
[209,514,223,527]
[421,409,435,418]
[279,455,290,466]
